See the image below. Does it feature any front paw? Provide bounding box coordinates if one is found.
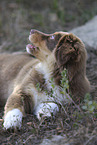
[26,44,39,56]
[3,109,23,130]
[35,103,59,120]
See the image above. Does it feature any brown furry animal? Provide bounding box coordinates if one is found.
[0,29,90,130]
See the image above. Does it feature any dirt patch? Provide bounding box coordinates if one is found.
[0,102,97,144]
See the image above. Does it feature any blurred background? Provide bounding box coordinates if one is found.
[0,0,97,52]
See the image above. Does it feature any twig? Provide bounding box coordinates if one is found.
[23,134,34,144]
[84,135,96,145]
[65,94,82,112]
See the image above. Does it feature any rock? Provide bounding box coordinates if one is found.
[40,135,85,145]
[40,135,69,145]
[70,16,97,50]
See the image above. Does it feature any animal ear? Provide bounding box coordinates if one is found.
[55,33,83,66]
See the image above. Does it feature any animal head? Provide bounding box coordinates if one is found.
[27,29,68,56]
[27,29,87,72]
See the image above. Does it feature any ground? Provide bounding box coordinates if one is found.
[0,0,97,144]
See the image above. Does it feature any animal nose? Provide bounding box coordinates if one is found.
[30,29,35,35]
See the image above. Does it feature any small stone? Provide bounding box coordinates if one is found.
[27,122,32,126]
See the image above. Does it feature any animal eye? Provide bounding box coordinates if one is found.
[50,35,55,40]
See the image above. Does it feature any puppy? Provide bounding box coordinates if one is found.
[0,30,90,130]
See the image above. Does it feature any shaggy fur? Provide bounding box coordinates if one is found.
[0,29,90,130]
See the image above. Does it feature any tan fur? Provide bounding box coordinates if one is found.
[0,30,90,129]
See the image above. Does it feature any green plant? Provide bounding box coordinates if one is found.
[49,69,69,100]
[82,93,97,113]
[52,0,65,23]
[36,82,42,92]
[61,69,69,92]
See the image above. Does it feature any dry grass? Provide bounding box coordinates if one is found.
[0,101,97,144]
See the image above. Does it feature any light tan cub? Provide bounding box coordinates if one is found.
[0,29,90,130]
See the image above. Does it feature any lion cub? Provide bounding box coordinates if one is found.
[0,29,90,130]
